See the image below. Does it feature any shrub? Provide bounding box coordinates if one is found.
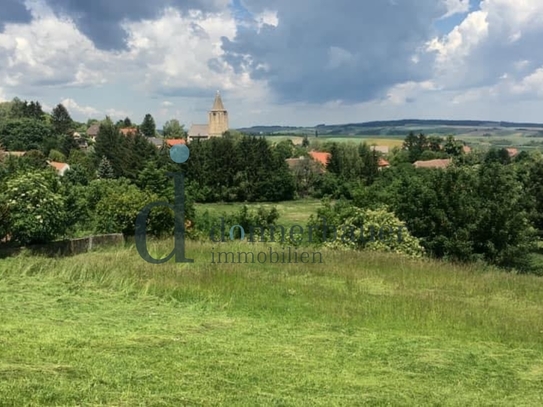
[1,171,66,245]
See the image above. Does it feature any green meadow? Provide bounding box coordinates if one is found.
[197,199,322,227]
[1,240,543,406]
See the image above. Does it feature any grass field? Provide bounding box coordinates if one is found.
[265,135,405,148]
[2,240,543,405]
[196,199,322,227]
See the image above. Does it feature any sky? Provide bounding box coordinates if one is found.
[0,0,542,128]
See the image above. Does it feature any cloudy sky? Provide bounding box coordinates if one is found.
[0,0,542,128]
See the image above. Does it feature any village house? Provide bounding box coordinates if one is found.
[308,151,331,167]
[86,123,100,141]
[413,158,452,169]
[47,161,71,176]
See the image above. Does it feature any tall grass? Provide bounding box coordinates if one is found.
[4,240,543,346]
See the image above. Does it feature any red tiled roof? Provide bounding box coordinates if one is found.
[462,145,471,154]
[309,151,331,166]
[48,161,70,172]
[120,127,138,136]
[165,139,186,147]
[378,158,389,167]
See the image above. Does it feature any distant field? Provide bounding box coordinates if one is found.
[2,242,543,405]
[318,137,404,147]
[265,134,404,147]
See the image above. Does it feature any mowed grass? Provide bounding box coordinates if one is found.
[2,241,543,405]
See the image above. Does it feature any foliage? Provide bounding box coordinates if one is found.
[323,207,425,258]
[163,119,185,139]
[0,118,53,150]
[97,156,115,179]
[0,171,66,245]
[94,183,174,237]
[51,103,73,135]
[140,113,156,137]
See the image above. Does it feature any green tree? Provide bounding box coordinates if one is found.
[51,103,73,135]
[140,114,156,137]
[163,119,185,139]
[97,156,115,179]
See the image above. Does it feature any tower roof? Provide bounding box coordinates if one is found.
[211,90,226,111]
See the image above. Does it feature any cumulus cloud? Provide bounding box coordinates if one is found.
[428,0,543,95]
[60,98,100,118]
[121,8,250,96]
[220,0,453,104]
[42,0,230,50]
[0,1,111,91]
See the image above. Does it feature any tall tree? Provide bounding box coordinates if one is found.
[123,117,132,127]
[52,103,73,135]
[140,114,156,137]
[97,156,115,179]
[163,119,185,139]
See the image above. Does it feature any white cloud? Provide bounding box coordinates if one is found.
[161,101,173,107]
[105,109,132,120]
[0,1,110,90]
[121,8,252,94]
[61,98,100,118]
[440,0,470,19]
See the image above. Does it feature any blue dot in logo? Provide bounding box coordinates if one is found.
[170,144,190,163]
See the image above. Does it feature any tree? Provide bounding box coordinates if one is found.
[97,156,115,179]
[123,117,132,127]
[140,114,156,137]
[51,104,73,135]
[0,119,53,151]
[163,119,185,139]
[443,135,463,156]
[302,135,309,148]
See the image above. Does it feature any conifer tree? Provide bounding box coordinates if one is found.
[97,155,115,179]
[52,103,73,135]
[140,114,156,137]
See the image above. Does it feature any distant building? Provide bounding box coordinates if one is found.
[188,91,229,141]
[147,137,165,148]
[5,151,26,158]
[505,148,518,158]
[308,151,331,167]
[165,139,186,147]
[377,158,390,170]
[48,161,71,176]
[120,127,138,136]
[371,146,389,154]
[87,123,100,141]
[413,158,452,169]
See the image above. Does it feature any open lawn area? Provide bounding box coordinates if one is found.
[1,241,543,405]
[196,199,323,227]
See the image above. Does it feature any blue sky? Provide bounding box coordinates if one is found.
[1,0,542,128]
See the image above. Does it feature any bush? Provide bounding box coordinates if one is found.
[1,171,66,245]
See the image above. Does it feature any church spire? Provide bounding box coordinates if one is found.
[211,90,225,111]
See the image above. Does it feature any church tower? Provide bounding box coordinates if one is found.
[208,90,229,137]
